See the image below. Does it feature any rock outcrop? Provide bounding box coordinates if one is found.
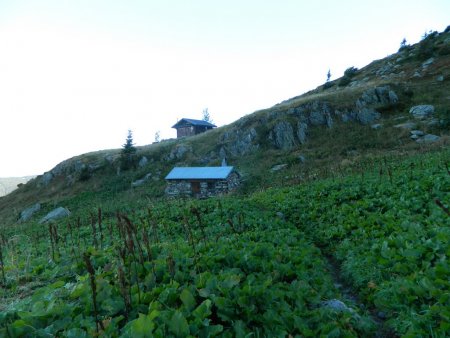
[18,203,41,223]
[269,121,296,150]
[409,105,435,119]
[219,127,259,156]
[39,207,71,224]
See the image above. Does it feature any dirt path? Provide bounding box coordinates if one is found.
[323,253,396,338]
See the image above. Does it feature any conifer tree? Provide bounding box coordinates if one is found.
[120,130,137,170]
[202,108,213,124]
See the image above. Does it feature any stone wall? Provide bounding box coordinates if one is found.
[165,172,240,198]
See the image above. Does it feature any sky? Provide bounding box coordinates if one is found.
[0,0,449,177]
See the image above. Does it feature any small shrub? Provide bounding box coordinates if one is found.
[344,66,358,78]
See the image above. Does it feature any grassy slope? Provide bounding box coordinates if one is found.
[1,30,449,225]
[0,150,448,337]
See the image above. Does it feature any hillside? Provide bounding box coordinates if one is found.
[1,28,449,224]
[0,28,449,337]
[0,176,35,197]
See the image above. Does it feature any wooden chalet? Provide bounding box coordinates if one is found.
[172,118,216,138]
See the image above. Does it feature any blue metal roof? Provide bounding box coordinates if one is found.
[172,118,217,129]
[165,166,234,180]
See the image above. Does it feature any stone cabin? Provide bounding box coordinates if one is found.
[172,118,216,138]
[165,166,240,198]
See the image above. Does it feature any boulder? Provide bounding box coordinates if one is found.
[436,75,444,82]
[416,134,440,143]
[322,299,355,314]
[18,203,41,223]
[167,144,192,160]
[138,156,148,168]
[356,108,380,125]
[410,130,425,136]
[132,173,152,187]
[371,123,382,130]
[422,57,434,68]
[409,105,434,119]
[39,207,71,224]
[269,121,296,150]
[271,164,288,172]
[394,122,417,130]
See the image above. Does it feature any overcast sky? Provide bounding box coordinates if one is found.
[0,0,449,177]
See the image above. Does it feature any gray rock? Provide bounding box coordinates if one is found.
[410,134,420,140]
[39,207,70,224]
[416,134,440,143]
[371,123,382,130]
[219,147,227,159]
[167,144,191,160]
[138,156,148,168]
[298,155,306,163]
[425,118,440,127]
[394,122,417,130]
[18,203,41,223]
[220,128,259,156]
[436,75,444,82]
[271,164,288,172]
[356,108,380,125]
[376,63,394,76]
[269,121,296,150]
[326,113,333,128]
[413,71,422,78]
[41,172,53,186]
[309,110,327,125]
[422,57,434,68]
[276,212,285,219]
[297,122,308,144]
[410,130,425,136]
[322,299,355,314]
[356,86,398,109]
[131,173,152,187]
[409,105,435,119]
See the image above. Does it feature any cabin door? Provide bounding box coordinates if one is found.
[191,181,200,195]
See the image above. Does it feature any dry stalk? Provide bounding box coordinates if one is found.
[83,253,105,334]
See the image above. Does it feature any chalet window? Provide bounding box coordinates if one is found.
[191,181,200,194]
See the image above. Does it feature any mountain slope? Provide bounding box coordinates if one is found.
[0,27,449,225]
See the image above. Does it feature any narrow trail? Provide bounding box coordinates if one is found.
[323,253,396,338]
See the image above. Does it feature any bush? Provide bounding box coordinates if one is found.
[343,66,358,78]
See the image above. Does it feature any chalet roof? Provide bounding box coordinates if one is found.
[165,166,234,180]
[172,118,217,129]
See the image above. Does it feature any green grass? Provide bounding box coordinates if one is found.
[0,149,448,337]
